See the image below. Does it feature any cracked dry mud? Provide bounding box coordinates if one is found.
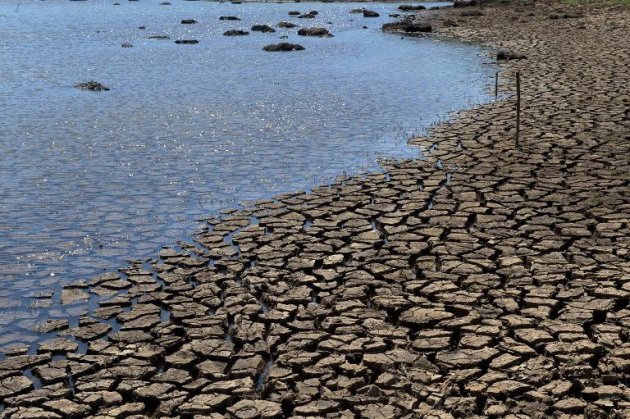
[1,2,629,418]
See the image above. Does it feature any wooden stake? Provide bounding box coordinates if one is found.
[515,71,521,149]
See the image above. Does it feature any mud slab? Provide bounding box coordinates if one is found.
[1,2,629,418]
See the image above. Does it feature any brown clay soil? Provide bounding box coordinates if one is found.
[1,1,629,418]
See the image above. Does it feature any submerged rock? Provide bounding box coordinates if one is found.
[297,27,332,37]
[251,24,276,33]
[454,0,479,6]
[263,43,304,52]
[350,9,364,14]
[223,30,249,36]
[148,35,170,40]
[121,43,133,48]
[363,10,379,18]
[298,13,316,19]
[278,21,297,28]
[399,4,426,11]
[382,21,432,34]
[219,16,240,21]
[175,39,199,44]
[74,81,110,91]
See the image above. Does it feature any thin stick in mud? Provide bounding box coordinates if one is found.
[515,71,521,148]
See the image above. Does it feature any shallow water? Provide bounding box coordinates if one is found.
[0,0,494,341]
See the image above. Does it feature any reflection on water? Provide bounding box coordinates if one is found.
[0,0,494,339]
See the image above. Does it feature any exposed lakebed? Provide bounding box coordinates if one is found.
[0,0,494,343]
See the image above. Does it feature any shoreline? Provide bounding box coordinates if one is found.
[1,1,629,418]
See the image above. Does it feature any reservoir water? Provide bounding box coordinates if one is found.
[0,0,495,343]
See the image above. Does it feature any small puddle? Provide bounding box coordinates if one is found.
[224,316,234,344]
[66,366,76,396]
[311,289,319,305]
[23,368,43,390]
[160,308,171,323]
[255,357,274,391]
[259,300,269,314]
[302,218,314,231]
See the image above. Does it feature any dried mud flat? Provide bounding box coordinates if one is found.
[1,2,629,418]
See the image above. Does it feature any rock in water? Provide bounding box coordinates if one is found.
[263,43,304,52]
[454,0,479,7]
[74,81,110,91]
[223,30,249,36]
[251,24,276,33]
[277,21,297,28]
[399,4,426,11]
[219,16,240,21]
[121,43,133,48]
[382,21,432,33]
[363,10,379,18]
[297,27,332,37]
[175,39,199,44]
[181,19,197,24]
